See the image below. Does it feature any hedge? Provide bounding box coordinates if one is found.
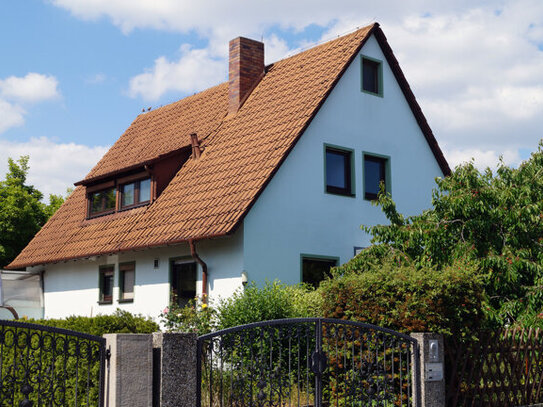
[321,255,486,336]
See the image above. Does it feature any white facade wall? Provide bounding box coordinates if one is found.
[242,34,444,286]
[33,228,244,320]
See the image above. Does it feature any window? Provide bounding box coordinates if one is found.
[89,188,116,216]
[119,262,135,302]
[354,246,365,256]
[170,260,197,308]
[325,146,354,196]
[120,178,151,209]
[364,153,389,200]
[99,266,114,304]
[301,255,338,288]
[361,56,383,96]
[87,175,152,218]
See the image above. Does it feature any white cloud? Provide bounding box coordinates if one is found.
[0,99,25,134]
[263,34,292,64]
[0,137,109,199]
[445,148,522,170]
[52,0,543,165]
[129,45,226,101]
[0,73,61,135]
[0,73,60,103]
[128,34,296,101]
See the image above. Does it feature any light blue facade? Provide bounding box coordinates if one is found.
[241,34,444,286]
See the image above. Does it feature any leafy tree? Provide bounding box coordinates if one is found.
[341,143,543,328]
[0,156,66,268]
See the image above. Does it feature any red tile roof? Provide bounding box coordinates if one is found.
[8,24,450,269]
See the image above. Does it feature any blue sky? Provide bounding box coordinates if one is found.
[1,0,543,198]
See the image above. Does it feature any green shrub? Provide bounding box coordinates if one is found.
[28,309,159,335]
[322,255,485,336]
[160,295,216,334]
[217,281,322,330]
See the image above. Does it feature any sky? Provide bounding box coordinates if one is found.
[1,0,543,199]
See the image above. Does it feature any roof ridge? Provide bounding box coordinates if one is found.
[270,23,378,65]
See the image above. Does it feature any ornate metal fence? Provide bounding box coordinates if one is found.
[0,319,108,406]
[445,327,543,406]
[197,318,421,407]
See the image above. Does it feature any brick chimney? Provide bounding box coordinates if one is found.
[228,37,264,115]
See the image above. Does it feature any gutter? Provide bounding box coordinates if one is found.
[189,239,208,301]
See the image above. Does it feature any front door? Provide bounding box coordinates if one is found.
[171,260,197,307]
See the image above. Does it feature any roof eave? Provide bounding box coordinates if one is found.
[5,230,232,270]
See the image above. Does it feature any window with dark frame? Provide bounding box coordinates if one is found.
[171,261,197,308]
[120,178,151,209]
[364,154,387,200]
[325,147,353,196]
[87,177,152,218]
[99,266,114,304]
[302,257,338,288]
[362,57,382,95]
[89,188,116,216]
[119,262,135,302]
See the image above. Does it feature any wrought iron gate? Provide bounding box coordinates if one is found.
[197,318,421,406]
[0,319,108,406]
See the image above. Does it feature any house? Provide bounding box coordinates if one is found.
[7,23,450,319]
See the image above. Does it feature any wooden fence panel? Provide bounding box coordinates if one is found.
[444,328,543,406]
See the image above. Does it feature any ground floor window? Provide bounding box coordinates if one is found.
[99,265,114,304]
[301,255,339,288]
[119,262,135,302]
[170,260,197,307]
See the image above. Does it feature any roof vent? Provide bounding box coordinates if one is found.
[190,133,201,159]
[228,37,264,115]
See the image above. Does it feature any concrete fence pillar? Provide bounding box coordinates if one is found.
[103,334,154,407]
[410,333,446,407]
[152,332,198,407]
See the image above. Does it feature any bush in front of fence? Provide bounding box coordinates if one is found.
[161,281,323,333]
[321,254,485,336]
[160,295,217,334]
[216,281,323,330]
[28,308,159,335]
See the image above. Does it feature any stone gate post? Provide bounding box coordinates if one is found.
[104,334,154,407]
[153,332,198,407]
[410,333,446,407]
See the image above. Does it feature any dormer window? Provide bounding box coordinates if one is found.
[89,187,116,217]
[121,178,151,209]
[86,173,154,219]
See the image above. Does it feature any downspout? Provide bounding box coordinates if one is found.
[189,239,208,301]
